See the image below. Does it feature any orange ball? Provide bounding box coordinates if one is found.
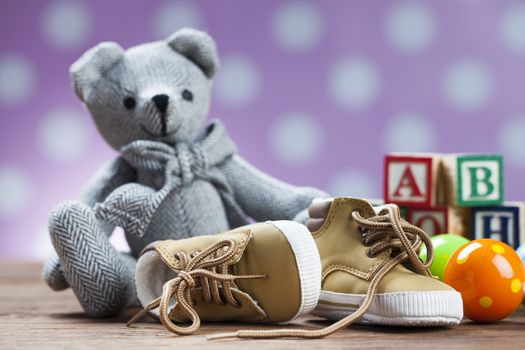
[444,239,525,322]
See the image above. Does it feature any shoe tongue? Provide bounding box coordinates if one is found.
[152,229,253,271]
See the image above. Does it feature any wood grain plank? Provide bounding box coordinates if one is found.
[1,262,523,349]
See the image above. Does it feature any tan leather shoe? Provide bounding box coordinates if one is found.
[220,198,463,339]
[128,221,321,335]
[310,197,463,326]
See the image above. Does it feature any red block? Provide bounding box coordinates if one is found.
[384,154,442,207]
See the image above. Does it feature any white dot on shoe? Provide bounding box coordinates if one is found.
[385,1,437,54]
[214,55,262,109]
[326,168,378,198]
[272,1,325,53]
[384,112,437,152]
[269,112,323,167]
[442,59,493,112]
[0,54,37,106]
[498,117,525,169]
[327,57,381,111]
[500,3,525,55]
[42,0,92,50]
[38,108,89,162]
[0,165,34,218]
[152,1,204,39]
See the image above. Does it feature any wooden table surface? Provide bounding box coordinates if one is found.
[1,261,524,350]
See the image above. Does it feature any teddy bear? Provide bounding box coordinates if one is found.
[43,28,327,317]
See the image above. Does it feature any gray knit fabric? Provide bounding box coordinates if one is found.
[95,121,249,239]
[44,28,327,317]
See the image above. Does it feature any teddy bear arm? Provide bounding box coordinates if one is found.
[79,156,137,208]
[220,155,329,222]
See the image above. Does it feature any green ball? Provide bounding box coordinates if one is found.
[419,234,470,281]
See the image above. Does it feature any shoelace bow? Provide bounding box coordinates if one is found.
[211,204,434,340]
[126,239,266,335]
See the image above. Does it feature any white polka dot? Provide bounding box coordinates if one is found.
[500,3,525,55]
[42,1,92,50]
[327,57,381,111]
[0,165,34,217]
[326,168,378,198]
[442,59,493,112]
[384,112,437,152]
[498,117,525,169]
[152,1,203,39]
[38,108,89,162]
[385,1,436,54]
[214,55,262,108]
[269,112,323,167]
[272,1,324,53]
[33,230,54,262]
[109,227,131,253]
[0,54,36,106]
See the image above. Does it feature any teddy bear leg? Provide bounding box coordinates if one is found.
[43,252,69,291]
[49,200,136,317]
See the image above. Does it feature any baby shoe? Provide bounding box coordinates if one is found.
[222,197,463,339]
[310,197,463,326]
[127,221,321,335]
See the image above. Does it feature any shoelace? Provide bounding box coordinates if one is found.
[210,204,433,339]
[126,238,266,335]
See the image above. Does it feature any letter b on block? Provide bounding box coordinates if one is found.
[457,155,503,206]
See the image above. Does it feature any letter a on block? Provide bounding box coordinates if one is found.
[385,155,433,206]
[393,166,423,198]
[457,155,503,206]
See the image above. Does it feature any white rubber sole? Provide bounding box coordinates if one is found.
[314,290,463,326]
[268,221,322,322]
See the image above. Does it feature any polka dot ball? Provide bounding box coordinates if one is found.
[444,239,525,322]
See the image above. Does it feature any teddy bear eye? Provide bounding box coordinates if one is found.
[182,89,193,102]
[123,97,136,109]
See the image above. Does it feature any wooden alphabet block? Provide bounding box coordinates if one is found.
[406,206,471,237]
[441,154,504,207]
[471,202,524,249]
[384,154,443,207]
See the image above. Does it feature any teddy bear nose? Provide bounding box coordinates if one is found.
[152,94,169,113]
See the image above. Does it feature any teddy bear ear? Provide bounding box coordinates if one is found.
[167,28,220,79]
[69,42,124,102]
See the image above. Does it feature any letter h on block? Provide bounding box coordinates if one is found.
[384,154,440,207]
[471,203,524,249]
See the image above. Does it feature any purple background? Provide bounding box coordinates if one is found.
[1,0,524,260]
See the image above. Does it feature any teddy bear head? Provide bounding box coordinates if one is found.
[70,28,220,149]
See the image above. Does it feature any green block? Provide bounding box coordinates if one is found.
[456,154,503,207]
